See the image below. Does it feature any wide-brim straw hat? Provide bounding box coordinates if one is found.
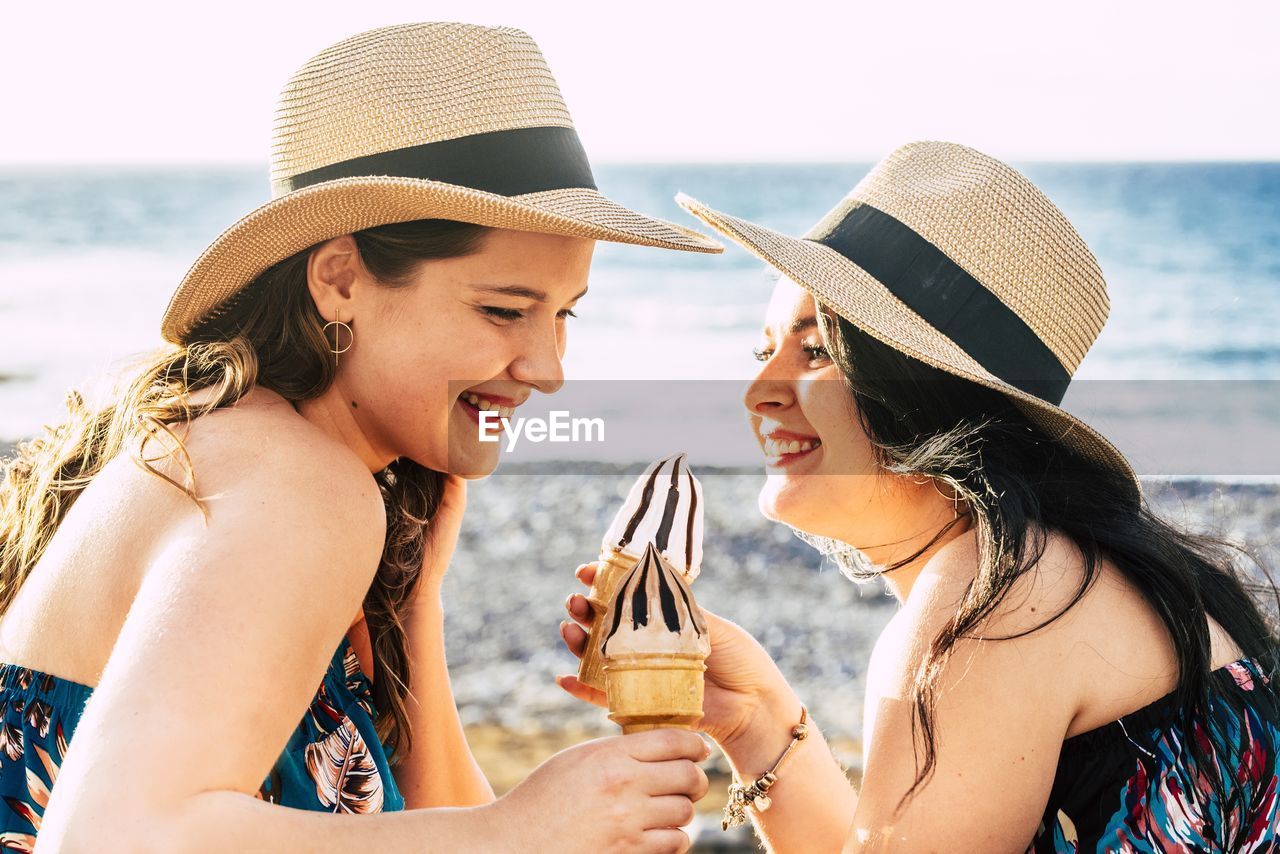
[678,141,1141,500]
[160,22,722,345]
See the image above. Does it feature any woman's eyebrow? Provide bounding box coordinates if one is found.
[472,284,589,302]
[472,284,547,301]
[790,316,818,335]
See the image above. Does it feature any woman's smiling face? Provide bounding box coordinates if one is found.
[312,226,595,477]
[743,276,920,545]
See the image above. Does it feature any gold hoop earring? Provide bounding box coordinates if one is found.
[323,310,353,368]
[911,475,962,520]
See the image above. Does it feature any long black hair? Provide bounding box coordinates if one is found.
[816,305,1280,844]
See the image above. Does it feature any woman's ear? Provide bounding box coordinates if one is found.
[307,235,362,309]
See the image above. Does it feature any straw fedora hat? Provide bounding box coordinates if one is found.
[159,22,722,345]
[677,141,1141,499]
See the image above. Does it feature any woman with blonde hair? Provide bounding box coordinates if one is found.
[0,23,720,852]
[562,142,1280,851]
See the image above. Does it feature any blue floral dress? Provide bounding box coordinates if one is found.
[0,636,403,849]
[1030,656,1280,852]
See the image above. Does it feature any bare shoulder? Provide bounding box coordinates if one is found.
[147,385,385,545]
[854,524,1248,848]
[868,528,1096,712]
[158,385,352,482]
[852,529,1089,848]
[873,524,1232,740]
[36,388,389,836]
[0,386,383,683]
[976,527,1103,637]
[907,527,1101,639]
[136,385,388,625]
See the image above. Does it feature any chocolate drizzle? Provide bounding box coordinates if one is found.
[630,559,651,628]
[655,563,681,632]
[654,455,684,552]
[616,453,693,556]
[685,470,697,569]
[618,457,667,550]
[605,581,629,652]
[602,541,708,656]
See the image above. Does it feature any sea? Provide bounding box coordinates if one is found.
[1,162,1278,476]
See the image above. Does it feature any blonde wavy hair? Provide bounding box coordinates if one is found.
[0,218,490,763]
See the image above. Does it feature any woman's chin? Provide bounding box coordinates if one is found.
[442,444,502,478]
[757,477,826,531]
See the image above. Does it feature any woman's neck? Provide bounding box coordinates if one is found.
[292,383,394,473]
[878,512,977,604]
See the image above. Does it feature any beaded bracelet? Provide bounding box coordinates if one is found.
[721,706,810,830]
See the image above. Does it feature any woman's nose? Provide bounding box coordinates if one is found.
[743,357,794,416]
[509,321,565,395]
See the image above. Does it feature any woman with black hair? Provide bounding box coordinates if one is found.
[562,141,1280,852]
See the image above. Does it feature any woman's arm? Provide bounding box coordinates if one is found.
[393,592,495,808]
[153,726,710,854]
[387,474,494,808]
[38,431,708,852]
[562,559,1079,853]
[150,794,497,853]
[834,588,1073,852]
[716,680,859,853]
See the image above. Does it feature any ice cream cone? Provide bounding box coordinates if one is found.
[580,454,705,691]
[597,542,710,733]
[577,547,642,691]
[605,653,707,733]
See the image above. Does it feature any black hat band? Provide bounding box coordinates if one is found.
[281,125,598,196]
[813,203,1072,405]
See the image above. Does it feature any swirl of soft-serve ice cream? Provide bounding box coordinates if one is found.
[602,453,704,581]
[602,541,710,658]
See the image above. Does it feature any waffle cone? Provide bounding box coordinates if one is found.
[577,548,641,691]
[604,652,706,733]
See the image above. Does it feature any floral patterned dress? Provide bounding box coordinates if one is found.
[0,636,403,850]
[1030,656,1280,852]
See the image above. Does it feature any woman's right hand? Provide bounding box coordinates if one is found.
[485,729,711,853]
[557,562,803,752]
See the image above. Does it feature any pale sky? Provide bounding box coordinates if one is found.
[3,0,1278,164]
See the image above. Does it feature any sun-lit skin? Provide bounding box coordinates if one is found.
[745,276,969,600]
[293,227,595,479]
